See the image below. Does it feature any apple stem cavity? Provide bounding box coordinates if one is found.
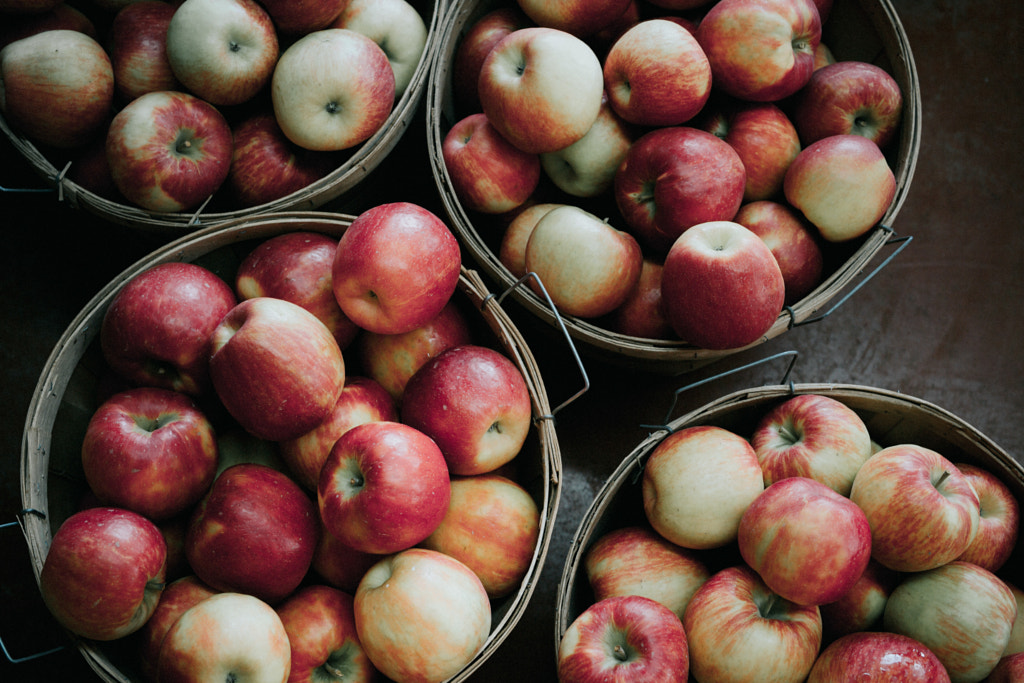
[133,413,179,433]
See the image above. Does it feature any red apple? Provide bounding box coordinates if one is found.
[214,426,288,478]
[849,444,981,572]
[354,548,491,683]
[695,0,821,102]
[39,507,167,641]
[988,653,1024,683]
[106,90,234,213]
[259,0,346,35]
[683,565,822,683]
[819,559,899,640]
[738,476,872,606]
[954,462,1019,572]
[332,202,461,335]
[614,126,746,255]
[0,29,113,148]
[451,6,531,112]
[100,261,237,396]
[420,473,541,599]
[606,257,676,340]
[441,112,541,214]
[558,595,689,683]
[401,344,533,475]
[279,376,399,491]
[516,0,633,38]
[734,200,824,305]
[660,220,786,350]
[276,585,378,683]
[108,0,181,102]
[235,230,359,350]
[81,387,219,521]
[354,298,475,404]
[311,527,384,594]
[584,525,711,619]
[186,463,320,604]
[137,575,220,683]
[317,421,451,555]
[209,296,346,442]
[792,60,904,148]
[603,18,712,126]
[783,133,897,242]
[807,631,951,682]
[227,112,339,209]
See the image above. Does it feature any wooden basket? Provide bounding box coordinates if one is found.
[426,0,922,374]
[19,211,563,683]
[554,383,1024,648]
[0,0,447,236]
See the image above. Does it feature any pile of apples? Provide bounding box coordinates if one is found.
[0,0,431,213]
[558,393,1023,683]
[36,202,548,683]
[441,0,904,350]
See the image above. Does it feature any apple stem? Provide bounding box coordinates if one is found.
[176,138,193,155]
[934,470,951,488]
[613,644,628,662]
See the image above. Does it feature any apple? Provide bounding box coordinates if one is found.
[953,462,1020,572]
[400,344,532,475]
[645,0,713,9]
[584,525,711,619]
[420,473,540,599]
[279,376,399,491]
[215,426,288,478]
[849,444,981,572]
[235,230,359,350]
[159,515,192,583]
[738,476,872,606]
[585,0,642,59]
[354,298,475,404]
[818,559,900,640]
[0,3,96,51]
[331,201,461,335]
[209,297,345,441]
[695,0,821,102]
[165,0,279,107]
[814,40,836,69]
[477,26,605,154]
[613,126,746,255]
[884,561,1017,683]
[260,0,346,35]
[330,0,428,98]
[498,202,566,278]
[106,90,234,213]
[311,527,384,594]
[354,548,491,683]
[451,6,531,113]
[783,133,897,242]
[227,112,339,209]
[39,507,167,641]
[734,200,824,305]
[806,631,951,683]
[660,220,786,350]
[696,99,802,202]
[539,96,635,198]
[523,205,644,319]
[186,463,320,604]
[603,19,711,127]
[749,393,873,495]
[0,29,113,149]
[108,0,181,103]
[81,387,218,521]
[272,28,395,152]
[100,262,237,396]
[792,60,904,148]
[157,592,292,683]
[516,0,633,38]
[988,653,1024,683]
[557,595,689,683]
[606,257,676,340]
[276,585,378,683]
[137,575,220,683]
[441,112,541,214]
[683,565,822,683]
[642,425,765,549]
[317,421,451,555]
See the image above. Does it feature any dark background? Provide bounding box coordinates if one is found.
[2,0,1022,681]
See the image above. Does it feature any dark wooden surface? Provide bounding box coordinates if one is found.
[2,1,1022,680]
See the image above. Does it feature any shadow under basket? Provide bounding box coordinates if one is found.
[1,0,447,236]
[427,0,923,375]
[20,211,562,683]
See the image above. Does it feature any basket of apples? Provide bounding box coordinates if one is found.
[426,0,921,373]
[0,0,446,234]
[554,381,1023,682]
[19,206,566,683]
